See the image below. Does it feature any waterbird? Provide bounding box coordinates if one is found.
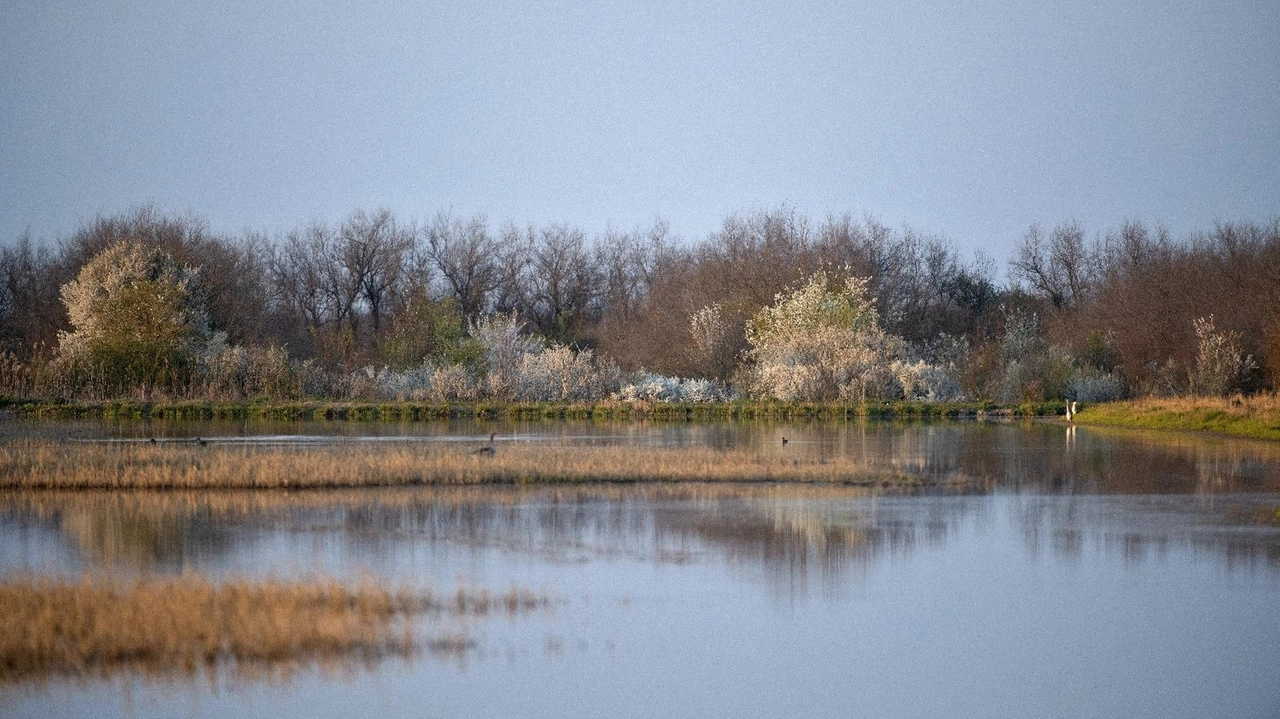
[472,432,497,456]
[148,437,157,444]
[197,437,208,447]
[781,437,789,446]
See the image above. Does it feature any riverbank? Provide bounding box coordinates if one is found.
[0,397,1065,422]
[1074,394,1280,442]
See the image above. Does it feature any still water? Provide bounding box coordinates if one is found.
[2,419,1279,718]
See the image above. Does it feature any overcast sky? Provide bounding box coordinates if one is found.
[2,0,1277,256]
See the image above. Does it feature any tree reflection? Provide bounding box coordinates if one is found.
[2,422,1279,584]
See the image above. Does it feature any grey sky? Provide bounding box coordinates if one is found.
[2,0,1277,256]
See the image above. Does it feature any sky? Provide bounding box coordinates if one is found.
[2,0,1278,257]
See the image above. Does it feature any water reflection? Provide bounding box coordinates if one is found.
[1016,493,1280,568]
[3,421,1280,585]
[5,482,1278,597]
[4,421,1279,718]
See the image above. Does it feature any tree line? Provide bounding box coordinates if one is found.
[0,205,1275,402]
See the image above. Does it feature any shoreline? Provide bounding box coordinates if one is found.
[0,397,1065,422]
[1074,395,1280,443]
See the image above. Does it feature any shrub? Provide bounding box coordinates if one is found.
[1189,316,1256,397]
[742,270,905,401]
[688,304,740,380]
[57,241,213,394]
[469,312,542,398]
[510,345,620,401]
[1065,368,1125,402]
[988,307,1073,402]
[891,360,964,402]
[615,372,737,402]
[348,362,479,402]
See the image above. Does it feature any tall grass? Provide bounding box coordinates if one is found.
[0,439,973,490]
[1075,393,1280,442]
[0,575,549,682]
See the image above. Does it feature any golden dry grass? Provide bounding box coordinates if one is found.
[1077,393,1280,442]
[0,439,953,490]
[0,575,548,683]
[2,482,886,520]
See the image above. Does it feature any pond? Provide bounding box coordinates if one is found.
[2,419,1279,718]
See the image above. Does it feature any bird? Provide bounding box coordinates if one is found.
[472,432,497,456]
[781,437,789,446]
[148,437,157,444]
[1065,401,1077,423]
[197,437,208,447]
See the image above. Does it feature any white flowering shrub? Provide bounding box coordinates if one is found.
[688,303,742,379]
[349,362,479,401]
[891,360,964,402]
[429,363,481,401]
[680,377,738,402]
[615,372,683,401]
[57,240,212,390]
[742,271,906,401]
[198,333,246,396]
[615,372,737,402]
[469,311,542,398]
[510,345,620,401]
[467,311,623,402]
[998,306,1044,365]
[1189,315,1255,397]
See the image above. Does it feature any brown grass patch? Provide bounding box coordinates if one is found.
[0,575,550,683]
[0,440,953,490]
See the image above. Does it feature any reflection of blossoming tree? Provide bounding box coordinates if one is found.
[742,271,906,401]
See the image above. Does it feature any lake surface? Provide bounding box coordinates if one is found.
[2,419,1279,718]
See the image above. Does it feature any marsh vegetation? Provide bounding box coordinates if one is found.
[0,437,970,491]
[0,575,549,683]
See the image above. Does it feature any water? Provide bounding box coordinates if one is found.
[2,419,1279,718]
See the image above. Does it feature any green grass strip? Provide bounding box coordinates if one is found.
[1075,398,1280,442]
[0,397,1066,422]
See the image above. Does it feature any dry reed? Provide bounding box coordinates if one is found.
[2,483,887,522]
[0,440,950,490]
[0,575,549,683]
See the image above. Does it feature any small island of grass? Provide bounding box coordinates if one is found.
[1074,394,1280,442]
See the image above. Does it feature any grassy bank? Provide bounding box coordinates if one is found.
[0,439,979,490]
[0,397,1065,422]
[1075,394,1280,442]
[0,575,549,682]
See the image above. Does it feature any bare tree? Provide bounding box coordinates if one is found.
[424,212,499,319]
[1010,221,1094,309]
[527,223,599,344]
[0,233,62,357]
[270,223,338,337]
[594,220,668,319]
[338,209,412,337]
[490,222,531,316]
